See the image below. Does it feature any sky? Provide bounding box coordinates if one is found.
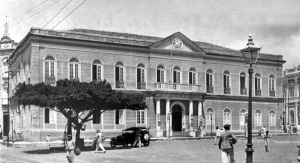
[1,0,300,70]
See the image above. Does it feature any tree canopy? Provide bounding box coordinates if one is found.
[12,79,147,141]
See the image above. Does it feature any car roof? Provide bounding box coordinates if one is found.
[123,127,147,131]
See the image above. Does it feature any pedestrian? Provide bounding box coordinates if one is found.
[288,124,293,136]
[263,130,272,152]
[46,134,51,148]
[218,124,237,163]
[182,123,186,134]
[94,129,106,153]
[198,126,202,137]
[0,125,2,140]
[65,135,75,163]
[133,128,141,148]
[261,126,267,138]
[201,126,207,137]
[214,126,221,145]
[280,124,284,133]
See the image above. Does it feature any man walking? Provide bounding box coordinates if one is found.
[218,124,237,163]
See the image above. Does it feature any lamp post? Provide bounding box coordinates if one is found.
[2,71,11,148]
[11,115,14,143]
[211,115,212,137]
[240,34,261,163]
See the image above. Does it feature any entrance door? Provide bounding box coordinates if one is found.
[3,114,9,136]
[172,105,182,131]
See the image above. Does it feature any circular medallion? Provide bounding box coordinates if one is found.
[172,38,183,49]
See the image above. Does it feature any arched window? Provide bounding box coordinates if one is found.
[69,57,79,80]
[189,68,196,85]
[173,66,181,83]
[269,74,275,96]
[255,109,262,126]
[255,73,262,96]
[206,69,214,93]
[45,56,55,77]
[92,60,102,81]
[240,72,247,95]
[223,108,231,125]
[157,65,165,83]
[223,71,230,94]
[240,109,247,130]
[137,63,146,89]
[115,61,125,88]
[206,108,214,126]
[269,110,276,126]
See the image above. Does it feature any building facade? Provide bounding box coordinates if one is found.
[283,65,300,131]
[8,28,285,142]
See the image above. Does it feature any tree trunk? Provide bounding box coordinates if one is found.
[75,123,82,146]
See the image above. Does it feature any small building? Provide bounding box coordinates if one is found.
[8,28,285,141]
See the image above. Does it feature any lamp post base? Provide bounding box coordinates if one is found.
[245,144,254,163]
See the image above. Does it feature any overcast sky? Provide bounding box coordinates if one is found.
[1,0,300,69]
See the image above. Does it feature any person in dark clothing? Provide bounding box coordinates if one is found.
[133,128,141,148]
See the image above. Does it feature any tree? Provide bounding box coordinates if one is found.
[12,79,147,144]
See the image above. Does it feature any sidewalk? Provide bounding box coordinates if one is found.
[0,132,293,148]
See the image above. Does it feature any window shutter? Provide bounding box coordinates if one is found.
[115,67,119,81]
[157,70,160,82]
[45,108,49,123]
[173,71,176,83]
[161,71,164,83]
[93,65,97,80]
[206,74,209,86]
[189,72,192,84]
[137,68,141,83]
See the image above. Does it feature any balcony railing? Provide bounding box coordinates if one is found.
[240,88,247,95]
[224,87,231,94]
[269,90,275,97]
[116,81,125,88]
[155,83,201,92]
[45,77,56,85]
[207,86,214,93]
[137,82,146,89]
[255,89,261,96]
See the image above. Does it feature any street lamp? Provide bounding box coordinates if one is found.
[240,34,261,163]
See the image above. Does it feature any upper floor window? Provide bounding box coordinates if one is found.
[69,58,79,80]
[269,74,275,96]
[223,108,231,125]
[206,69,214,93]
[189,68,196,85]
[157,65,165,83]
[92,60,103,81]
[290,110,295,124]
[289,87,295,97]
[255,109,262,126]
[173,66,181,83]
[240,72,247,95]
[137,63,146,89]
[223,71,230,94]
[44,56,56,85]
[269,110,276,126]
[206,108,214,125]
[137,110,145,124]
[115,62,125,88]
[255,73,262,96]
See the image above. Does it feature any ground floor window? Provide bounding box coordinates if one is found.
[45,108,55,124]
[93,110,101,124]
[115,109,124,124]
[137,110,145,124]
[269,110,275,126]
[255,109,262,126]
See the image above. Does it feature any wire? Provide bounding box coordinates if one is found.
[50,0,87,30]
[8,0,50,24]
[42,0,73,29]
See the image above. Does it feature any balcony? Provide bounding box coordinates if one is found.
[155,83,201,92]
[269,90,275,97]
[240,88,247,95]
[207,86,214,93]
[137,82,146,89]
[224,87,231,94]
[116,81,125,88]
[255,89,261,96]
[45,77,56,85]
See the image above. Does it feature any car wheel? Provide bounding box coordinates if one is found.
[110,140,116,148]
[143,134,150,146]
[123,143,128,147]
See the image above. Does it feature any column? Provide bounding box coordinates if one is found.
[198,100,203,137]
[166,98,171,137]
[156,99,163,137]
[189,100,195,137]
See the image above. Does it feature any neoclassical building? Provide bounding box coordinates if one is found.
[8,28,285,141]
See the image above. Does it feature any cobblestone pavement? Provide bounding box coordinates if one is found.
[0,135,299,163]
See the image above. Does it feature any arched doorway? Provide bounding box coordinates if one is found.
[172,105,182,131]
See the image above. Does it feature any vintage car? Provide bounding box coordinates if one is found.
[110,127,150,148]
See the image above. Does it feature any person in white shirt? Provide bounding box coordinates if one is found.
[95,129,106,153]
[182,123,186,134]
[46,134,51,148]
[214,126,222,145]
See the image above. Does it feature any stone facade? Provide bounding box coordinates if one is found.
[8,28,285,141]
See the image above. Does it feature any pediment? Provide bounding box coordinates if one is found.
[150,32,205,53]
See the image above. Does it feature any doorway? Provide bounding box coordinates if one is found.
[172,105,182,131]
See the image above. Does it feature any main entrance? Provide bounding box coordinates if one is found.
[172,105,182,131]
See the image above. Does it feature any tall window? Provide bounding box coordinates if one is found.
[240,72,246,95]
[173,66,181,83]
[93,110,101,124]
[137,110,145,124]
[290,110,295,124]
[157,65,165,83]
[115,110,124,124]
[92,60,102,81]
[69,58,79,79]
[45,108,55,124]
[289,87,295,98]
[223,108,231,125]
[255,74,261,90]
[269,110,275,126]
[189,68,196,85]
[137,63,146,89]
[223,71,230,88]
[206,69,213,93]
[206,108,214,125]
[240,109,247,129]
[45,56,55,77]
[269,74,275,96]
[115,62,125,88]
[255,109,262,126]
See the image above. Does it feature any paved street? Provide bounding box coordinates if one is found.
[0,135,299,163]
